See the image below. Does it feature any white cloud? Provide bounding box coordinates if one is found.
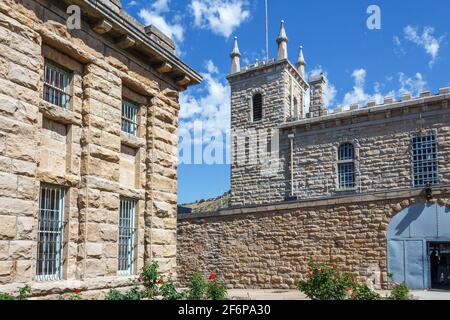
[204,60,219,74]
[398,72,427,96]
[138,0,184,42]
[179,62,231,144]
[339,69,427,109]
[151,0,170,12]
[190,0,250,38]
[341,68,385,106]
[403,25,445,67]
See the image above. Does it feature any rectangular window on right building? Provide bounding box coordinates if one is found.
[412,131,438,187]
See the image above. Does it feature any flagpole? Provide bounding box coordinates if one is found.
[265,0,269,62]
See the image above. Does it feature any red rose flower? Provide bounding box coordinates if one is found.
[209,273,216,281]
[152,251,157,257]
[73,289,81,294]
[157,276,164,284]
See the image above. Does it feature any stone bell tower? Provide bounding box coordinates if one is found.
[227,21,309,206]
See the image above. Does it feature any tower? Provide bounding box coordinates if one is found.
[227,22,309,206]
[309,73,328,117]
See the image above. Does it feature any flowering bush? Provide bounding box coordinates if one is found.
[388,273,411,300]
[298,262,380,300]
[187,273,207,300]
[206,273,228,301]
[139,251,161,299]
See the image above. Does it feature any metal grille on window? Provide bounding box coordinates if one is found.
[412,132,438,187]
[43,61,71,109]
[121,100,139,136]
[118,198,136,275]
[253,93,263,122]
[338,143,355,189]
[36,185,64,281]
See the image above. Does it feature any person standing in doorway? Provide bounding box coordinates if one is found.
[430,249,439,285]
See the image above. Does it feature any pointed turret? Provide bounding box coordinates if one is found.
[276,20,288,61]
[230,36,241,74]
[297,46,306,77]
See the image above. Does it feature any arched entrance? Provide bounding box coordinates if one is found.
[387,203,450,290]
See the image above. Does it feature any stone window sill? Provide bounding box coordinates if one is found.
[121,132,146,149]
[39,100,82,126]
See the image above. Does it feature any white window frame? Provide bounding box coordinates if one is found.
[43,61,72,109]
[118,198,137,276]
[411,131,439,187]
[36,184,65,282]
[337,143,356,190]
[121,99,139,136]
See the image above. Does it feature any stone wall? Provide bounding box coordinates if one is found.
[177,189,450,289]
[0,0,197,298]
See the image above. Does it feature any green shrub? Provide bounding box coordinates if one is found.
[0,293,15,300]
[187,273,207,300]
[105,282,145,301]
[0,285,32,300]
[206,273,227,301]
[18,285,31,300]
[388,274,411,300]
[297,262,380,300]
[159,275,186,301]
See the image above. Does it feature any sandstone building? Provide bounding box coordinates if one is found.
[178,21,450,291]
[0,0,200,298]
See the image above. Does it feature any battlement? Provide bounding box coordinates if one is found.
[281,87,450,129]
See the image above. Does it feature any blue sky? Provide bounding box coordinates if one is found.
[122,0,450,204]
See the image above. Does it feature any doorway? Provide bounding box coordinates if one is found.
[429,242,450,290]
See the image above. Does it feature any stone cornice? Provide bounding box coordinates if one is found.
[179,186,450,220]
[65,0,202,89]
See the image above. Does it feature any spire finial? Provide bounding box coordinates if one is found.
[230,36,241,74]
[277,20,288,44]
[297,45,306,77]
[276,20,288,61]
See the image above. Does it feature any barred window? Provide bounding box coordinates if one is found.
[118,198,137,275]
[43,61,71,109]
[252,93,263,122]
[338,143,356,189]
[36,185,65,281]
[121,100,139,136]
[412,132,438,187]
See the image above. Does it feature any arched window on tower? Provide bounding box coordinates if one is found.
[252,93,263,122]
[293,97,298,119]
[337,143,356,190]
